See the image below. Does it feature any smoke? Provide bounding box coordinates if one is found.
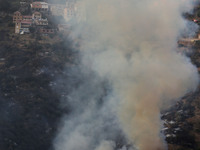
[95,141,115,150]
[53,67,125,150]
[180,21,199,38]
[54,0,199,150]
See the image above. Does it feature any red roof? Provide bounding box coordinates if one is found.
[31,2,48,8]
[23,16,32,18]
[31,2,42,8]
[21,20,32,24]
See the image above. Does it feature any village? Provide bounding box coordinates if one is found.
[12,0,85,35]
[11,0,200,50]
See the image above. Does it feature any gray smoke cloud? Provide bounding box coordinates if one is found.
[54,0,199,150]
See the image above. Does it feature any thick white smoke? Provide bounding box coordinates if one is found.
[54,0,199,150]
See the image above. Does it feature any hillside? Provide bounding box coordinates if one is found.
[1,1,200,150]
[0,3,75,149]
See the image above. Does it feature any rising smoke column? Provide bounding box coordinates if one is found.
[54,0,199,150]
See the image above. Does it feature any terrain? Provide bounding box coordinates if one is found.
[0,1,200,150]
[0,3,75,149]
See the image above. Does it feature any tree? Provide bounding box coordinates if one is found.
[0,1,10,12]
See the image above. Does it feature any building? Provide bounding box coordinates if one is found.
[20,20,32,33]
[74,1,86,22]
[35,18,48,26]
[32,11,42,20]
[49,4,65,16]
[39,28,55,34]
[30,2,49,12]
[13,9,50,34]
[64,1,75,21]
[15,20,32,34]
[15,22,21,33]
[23,15,32,21]
[64,1,86,22]
[21,20,32,27]
[58,24,68,32]
[13,11,23,23]
[13,2,54,34]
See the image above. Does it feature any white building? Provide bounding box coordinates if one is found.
[49,4,65,16]
[30,2,49,12]
[64,0,86,22]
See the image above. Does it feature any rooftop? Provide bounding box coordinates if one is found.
[21,20,32,24]
[32,2,48,5]
[23,16,32,18]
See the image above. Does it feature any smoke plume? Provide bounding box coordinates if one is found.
[54,0,199,150]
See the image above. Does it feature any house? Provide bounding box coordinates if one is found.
[64,1,86,22]
[35,18,48,26]
[74,1,86,22]
[39,28,55,34]
[23,15,32,21]
[21,20,32,27]
[13,11,23,23]
[20,20,32,33]
[15,22,21,33]
[30,2,49,12]
[14,10,49,34]
[14,12,33,34]
[32,11,42,20]
[64,1,75,21]
[15,20,32,34]
[49,4,65,16]
[58,24,68,32]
